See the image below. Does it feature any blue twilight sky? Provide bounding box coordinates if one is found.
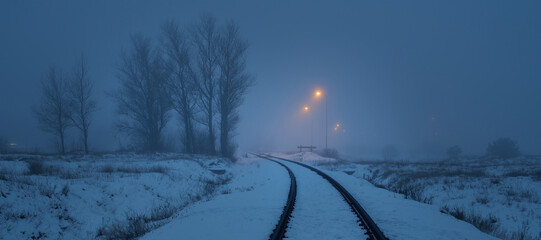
[1,0,540,157]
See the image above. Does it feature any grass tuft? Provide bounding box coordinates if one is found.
[27,160,44,175]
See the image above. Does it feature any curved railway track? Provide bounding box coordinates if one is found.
[255,153,388,240]
[256,155,297,240]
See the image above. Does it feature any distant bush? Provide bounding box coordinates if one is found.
[381,145,399,161]
[0,136,7,153]
[116,165,167,174]
[486,138,520,159]
[61,184,70,196]
[27,160,44,175]
[320,148,339,159]
[447,145,462,160]
[100,164,115,173]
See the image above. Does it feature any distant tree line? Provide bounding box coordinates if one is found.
[0,136,8,153]
[34,55,96,154]
[34,15,253,159]
[445,138,520,160]
[380,137,522,161]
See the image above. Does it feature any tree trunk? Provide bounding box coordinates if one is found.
[220,112,229,157]
[208,112,215,154]
[60,131,65,154]
[183,113,194,153]
[83,129,89,154]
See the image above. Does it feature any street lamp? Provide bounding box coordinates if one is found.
[314,89,328,150]
[302,105,314,147]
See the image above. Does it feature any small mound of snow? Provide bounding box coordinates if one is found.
[286,152,338,163]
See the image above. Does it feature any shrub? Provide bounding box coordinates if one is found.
[61,184,69,196]
[148,165,166,173]
[149,203,176,221]
[320,148,340,159]
[60,170,81,179]
[27,160,44,175]
[97,213,149,240]
[97,203,182,240]
[447,145,462,160]
[486,138,520,159]
[504,170,529,177]
[38,184,55,198]
[476,196,490,204]
[116,166,166,174]
[440,206,499,234]
[0,136,7,153]
[100,164,115,173]
[199,174,233,198]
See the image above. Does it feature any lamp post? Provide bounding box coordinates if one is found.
[303,105,313,146]
[315,90,327,150]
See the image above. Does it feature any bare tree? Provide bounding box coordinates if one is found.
[68,55,96,154]
[382,145,399,161]
[487,137,520,159]
[216,21,254,158]
[114,35,172,151]
[0,136,7,153]
[447,145,462,160]
[34,67,71,154]
[192,15,219,154]
[162,20,197,153]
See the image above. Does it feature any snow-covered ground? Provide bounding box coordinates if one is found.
[2,151,535,240]
[280,151,540,240]
[0,153,232,239]
[142,155,289,240]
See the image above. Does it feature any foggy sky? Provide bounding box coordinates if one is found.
[1,0,540,157]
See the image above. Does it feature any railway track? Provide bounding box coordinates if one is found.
[255,153,388,240]
[256,154,297,240]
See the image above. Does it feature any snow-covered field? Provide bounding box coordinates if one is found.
[0,153,232,239]
[2,151,537,240]
[284,152,541,240]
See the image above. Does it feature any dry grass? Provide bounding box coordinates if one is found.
[440,205,499,234]
[96,203,184,240]
[360,157,541,240]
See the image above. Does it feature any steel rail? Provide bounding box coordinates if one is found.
[253,153,297,240]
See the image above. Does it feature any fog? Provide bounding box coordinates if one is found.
[1,0,540,158]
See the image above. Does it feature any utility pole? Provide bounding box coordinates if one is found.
[325,95,328,150]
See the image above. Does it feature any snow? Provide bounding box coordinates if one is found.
[274,151,338,163]
[350,156,541,239]
[141,156,289,240]
[0,153,231,239]
[274,152,498,240]
[1,152,528,240]
[327,171,497,240]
